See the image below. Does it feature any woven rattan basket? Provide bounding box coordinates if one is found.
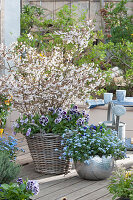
[26,133,70,174]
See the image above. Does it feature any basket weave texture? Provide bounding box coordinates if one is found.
[26,133,70,175]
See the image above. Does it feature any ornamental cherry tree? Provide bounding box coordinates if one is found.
[0,20,107,115]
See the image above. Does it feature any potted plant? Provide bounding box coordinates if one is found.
[13,105,89,174]
[61,124,126,180]
[0,178,39,200]
[108,168,133,200]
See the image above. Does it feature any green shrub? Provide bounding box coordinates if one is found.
[21,4,44,34]
[19,4,87,51]
[103,41,133,96]
[0,151,20,184]
[100,0,133,43]
[88,40,133,97]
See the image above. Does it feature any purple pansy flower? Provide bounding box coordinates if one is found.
[59,110,67,119]
[26,128,31,136]
[17,178,23,185]
[56,107,63,114]
[39,115,49,126]
[66,115,72,121]
[82,110,85,116]
[62,114,67,119]
[14,122,20,128]
[76,111,81,116]
[72,105,78,110]
[69,105,79,115]
[26,180,39,195]
[54,117,62,124]
[24,118,28,123]
[20,119,24,125]
[61,110,67,115]
[76,118,85,126]
[30,114,34,118]
[69,109,76,115]
[85,114,89,123]
[32,119,35,123]
[48,107,56,114]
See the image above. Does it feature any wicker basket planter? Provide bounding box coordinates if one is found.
[26,133,70,175]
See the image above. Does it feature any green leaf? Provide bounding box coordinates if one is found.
[1,184,9,190]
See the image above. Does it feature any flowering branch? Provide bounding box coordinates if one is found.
[0,21,107,114]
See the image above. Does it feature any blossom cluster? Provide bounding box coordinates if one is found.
[17,178,39,195]
[0,134,24,159]
[60,124,126,162]
[13,105,89,136]
[54,20,94,55]
[0,20,107,114]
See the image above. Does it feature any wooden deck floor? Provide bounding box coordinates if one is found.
[20,162,113,200]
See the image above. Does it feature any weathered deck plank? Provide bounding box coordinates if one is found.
[36,177,96,199]
[75,186,110,200]
[53,180,109,200]
[97,193,113,200]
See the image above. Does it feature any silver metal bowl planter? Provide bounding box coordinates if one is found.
[75,156,114,180]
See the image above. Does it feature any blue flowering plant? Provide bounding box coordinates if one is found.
[0,134,22,160]
[13,105,89,137]
[0,178,39,200]
[61,124,126,162]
